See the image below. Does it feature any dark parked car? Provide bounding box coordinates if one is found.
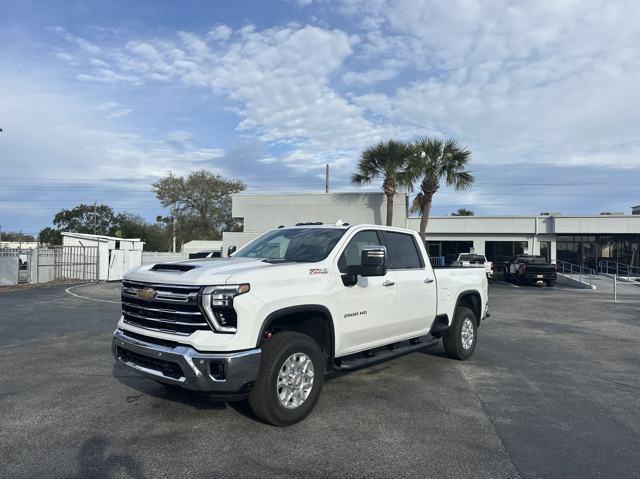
[504,255,557,286]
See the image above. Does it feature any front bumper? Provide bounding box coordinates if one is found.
[112,329,261,394]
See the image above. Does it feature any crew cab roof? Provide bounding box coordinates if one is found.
[280,223,418,234]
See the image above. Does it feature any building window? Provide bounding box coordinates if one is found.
[426,241,473,265]
[556,234,640,269]
[485,241,528,266]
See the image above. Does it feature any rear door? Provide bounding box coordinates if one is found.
[335,230,398,354]
[381,231,437,336]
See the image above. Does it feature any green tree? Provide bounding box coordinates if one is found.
[153,170,246,241]
[52,203,120,235]
[0,231,36,242]
[351,140,414,226]
[38,227,62,245]
[409,138,474,241]
[115,213,172,251]
[451,208,474,216]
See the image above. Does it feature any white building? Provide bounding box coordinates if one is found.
[181,240,222,254]
[222,193,640,270]
[62,232,144,281]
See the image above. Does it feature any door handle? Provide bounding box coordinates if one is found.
[382,280,395,287]
[424,277,434,284]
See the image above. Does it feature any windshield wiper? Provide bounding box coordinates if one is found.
[262,258,293,264]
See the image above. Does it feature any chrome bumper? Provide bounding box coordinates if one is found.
[112,329,261,394]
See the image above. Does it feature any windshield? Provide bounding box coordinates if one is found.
[458,254,485,264]
[234,228,346,262]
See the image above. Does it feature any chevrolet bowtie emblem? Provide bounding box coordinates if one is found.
[137,287,157,301]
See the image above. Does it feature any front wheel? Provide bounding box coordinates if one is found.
[249,331,324,426]
[443,306,478,360]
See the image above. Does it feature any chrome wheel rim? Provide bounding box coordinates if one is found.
[277,352,315,409]
[461,318,475,350]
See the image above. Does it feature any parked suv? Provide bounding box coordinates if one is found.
[112,224,489,426]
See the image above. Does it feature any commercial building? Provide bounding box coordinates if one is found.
[181,240,222,255]
[222,193,640,270]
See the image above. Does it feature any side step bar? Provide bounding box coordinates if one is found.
[335,334,440,371]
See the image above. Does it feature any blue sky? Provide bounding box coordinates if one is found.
[1,0,640,236]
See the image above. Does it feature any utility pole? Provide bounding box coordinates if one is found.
[93,201,97,235]
[172,216,176,253]
[325,163,329,193]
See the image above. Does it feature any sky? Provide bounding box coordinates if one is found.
[1,0,640,236]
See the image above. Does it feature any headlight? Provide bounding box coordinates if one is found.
[200,284,250,333]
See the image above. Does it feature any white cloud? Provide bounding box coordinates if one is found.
[0,74,224,185]
[342,67,399,85]
[105,108,131,119]
[94,101,119,111]
[55,52,75,63]
[45,6,640,175]
[48,26,101,53]
[59,24,388,170]
[207,25,232,41]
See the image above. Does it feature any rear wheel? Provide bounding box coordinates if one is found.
[546,280,555,287]
[249,331,324,427]
[443,306,477,360]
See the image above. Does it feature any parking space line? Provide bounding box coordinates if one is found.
[500,281,520,288]
[65,284,120,304]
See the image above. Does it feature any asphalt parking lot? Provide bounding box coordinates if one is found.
[1,281,639,478]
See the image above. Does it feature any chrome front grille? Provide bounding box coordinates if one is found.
[121,280,211,336]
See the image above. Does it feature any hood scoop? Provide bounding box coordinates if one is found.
[151,263,197,272]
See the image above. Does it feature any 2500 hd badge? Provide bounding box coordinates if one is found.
[344,310,367,318]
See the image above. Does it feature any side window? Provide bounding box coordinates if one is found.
[338,230,381,272]
[382,231,423,269]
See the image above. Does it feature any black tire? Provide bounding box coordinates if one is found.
[443,306,478,360]
[504,269,511,282]
[249,331,324,427]
[546,281,555,287]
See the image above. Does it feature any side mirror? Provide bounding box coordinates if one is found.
[360,247,387,276]
[227,246,237,257]
[343,247,387,283]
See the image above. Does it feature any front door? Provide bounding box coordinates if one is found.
[335,230,398,355]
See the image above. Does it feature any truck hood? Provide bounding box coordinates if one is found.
[124,257,282,285]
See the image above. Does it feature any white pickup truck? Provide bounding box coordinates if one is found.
[452,253,494,281]
[112,223,489,426]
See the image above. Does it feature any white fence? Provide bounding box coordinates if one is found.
[0,246,99,286]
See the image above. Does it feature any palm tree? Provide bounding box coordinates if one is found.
[352,140,413,226]
[409,138,474,241]
[452,208,474,216]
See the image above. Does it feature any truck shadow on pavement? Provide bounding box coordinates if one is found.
[110,364,258,420]
[67,434,144,479]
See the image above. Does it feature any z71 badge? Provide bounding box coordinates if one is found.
[309,268,328,275]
